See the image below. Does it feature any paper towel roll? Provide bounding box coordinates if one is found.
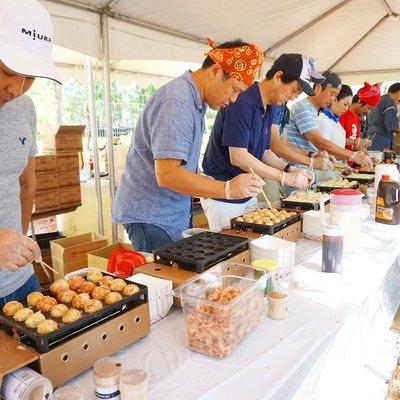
[374,164,400,198]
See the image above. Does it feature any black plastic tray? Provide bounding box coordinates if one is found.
[153,232,249,274]
[281,199,325,211]
[345,175,375,184]
[316,181,359,193]
[0,273,148,353]
[230,209,300,235]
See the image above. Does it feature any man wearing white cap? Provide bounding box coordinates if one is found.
[0,0,60,306]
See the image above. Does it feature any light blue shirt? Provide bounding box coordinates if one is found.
[113,71,206,241]
[287,97,318,154]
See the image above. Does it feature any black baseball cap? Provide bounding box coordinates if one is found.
[271,53,325,96]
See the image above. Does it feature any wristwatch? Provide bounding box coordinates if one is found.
[284,163,294,172]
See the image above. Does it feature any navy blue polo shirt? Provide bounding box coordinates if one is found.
[202,82,281,203]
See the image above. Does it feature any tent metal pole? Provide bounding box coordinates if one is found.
[54,81,63,126]
[263,0,352,56]
[101,13,117,242]
[328,14,390,70]
[84,54,105,235]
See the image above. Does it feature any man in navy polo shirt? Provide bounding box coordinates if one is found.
[201,54,321,231]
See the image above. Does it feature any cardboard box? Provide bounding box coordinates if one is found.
[58,170,80,188]
[57,153,79,172]
[35,172,59,192]
[42,125,85,154]
[59,185,81,208]
[50,232,108,277]
[193,211,209,228]
[87,242,133,271]
[34,190,60,211]
[34,154,57,173]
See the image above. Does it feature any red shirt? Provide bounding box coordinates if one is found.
[339,109,360,151]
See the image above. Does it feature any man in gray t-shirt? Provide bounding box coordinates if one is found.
[0,0,60,305]
[367,83,400,151]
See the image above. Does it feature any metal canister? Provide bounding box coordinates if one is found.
[0,367,53,400]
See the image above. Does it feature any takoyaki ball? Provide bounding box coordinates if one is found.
[57,289,77,304]
[91,286,110,301]
[27,291,44,308]
[13,307,33,322]
[62,308,82,324]
[50,279,69,295]
[123,284,140,297]
[84,299,103,314]
[2,301,23,316]
[25,311,46,328]
[86,270,103,284]
[72,293,91,309]
[104,292,122,305]
[67,276,86,291]
[109,278,127,293]
[50,304,69,318]
[36,296,57,313]
[78,281,96,295]
[37,319,58,335]
[99,275,114,287]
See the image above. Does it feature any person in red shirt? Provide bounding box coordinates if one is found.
[339,82,380,152]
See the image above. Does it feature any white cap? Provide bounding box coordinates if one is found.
[323,224,343,237]
[0,0,60,84]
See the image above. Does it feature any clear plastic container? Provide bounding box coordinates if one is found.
[173,263,269,358]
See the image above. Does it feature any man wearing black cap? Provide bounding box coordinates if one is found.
[200,53,319,231]
[286,71,373,168]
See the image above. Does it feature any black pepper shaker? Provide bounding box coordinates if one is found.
[322,224,343,273]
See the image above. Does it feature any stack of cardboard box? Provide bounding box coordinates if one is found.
[34,126,85,212]
[395,132,400,155]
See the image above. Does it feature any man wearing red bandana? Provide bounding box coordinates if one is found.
[114,39,265,252]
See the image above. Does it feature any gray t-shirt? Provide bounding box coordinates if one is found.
[0,95,37,298]
[367,94,399,136]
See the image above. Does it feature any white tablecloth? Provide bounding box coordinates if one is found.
[67,217,400,399]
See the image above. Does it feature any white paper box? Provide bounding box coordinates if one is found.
[250,235,295,275]
[128,273,173,324]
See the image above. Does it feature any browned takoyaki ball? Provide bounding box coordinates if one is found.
[99,275,114,287]
[109,279,127,293]
[78,281,96,295]
[62,308,82,324]
[25,311,46,328]
[72,293,91,309]
[13,307,33,322]
[57,289,77,304]
[91,286,110,301]
[50,304,69,318]
[27,291,44,308]
[2,301,23,316]
[86,270,103,284]
[84,299,103,314]
[50,279,69,295]
[37,319,58,335]
[123,284,140,297]
[35,296,57,313]
[67,275,86,291]
[104,292,122,305]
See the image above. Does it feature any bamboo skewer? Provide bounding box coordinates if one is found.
[40,260,59,276]
[249,168,272,209]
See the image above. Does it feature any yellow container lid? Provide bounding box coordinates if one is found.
[251,259,277,272]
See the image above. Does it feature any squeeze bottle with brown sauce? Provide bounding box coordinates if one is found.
[375,175,400,225]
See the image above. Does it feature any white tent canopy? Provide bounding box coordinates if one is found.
[40,0,400,84]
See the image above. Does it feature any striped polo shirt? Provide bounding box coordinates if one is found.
[286,97,318,154]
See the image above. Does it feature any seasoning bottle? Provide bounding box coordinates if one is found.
[322,224,343,273]
[375,175,400,225]
[93,357,122,400]
[119,369,148,400]
[251,259,277,295]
